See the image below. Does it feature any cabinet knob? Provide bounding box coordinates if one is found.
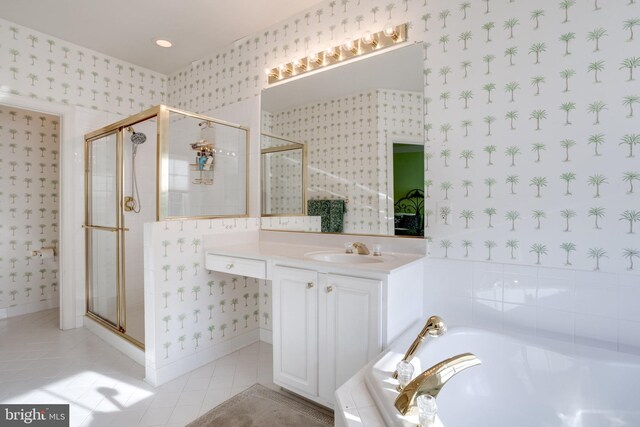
[326,285,334,293]
[307,282,314,289]
[226,263,234,270]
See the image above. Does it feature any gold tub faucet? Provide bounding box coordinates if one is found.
[392,315,447,379]
[394,352,481,415]
[352,242,370,255]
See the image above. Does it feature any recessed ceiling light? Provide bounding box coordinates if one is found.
[155,39,173,48]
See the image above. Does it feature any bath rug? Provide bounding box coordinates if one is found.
[186,383,334,427]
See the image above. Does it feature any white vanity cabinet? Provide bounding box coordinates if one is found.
[272,265,382,408]
[205,242,424,409]
[272,266,319,397]
[318,272,382,405]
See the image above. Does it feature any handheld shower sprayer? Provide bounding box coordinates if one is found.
[127,126,147,146]
[125,126,147,213]
[392,315,447,379]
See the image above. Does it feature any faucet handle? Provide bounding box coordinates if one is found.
[372,244,382,256]
[394,352,481,415]
[344,242,353,254]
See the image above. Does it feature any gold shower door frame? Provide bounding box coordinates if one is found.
[85,122,141,348]
[260,132,308,217]
[84,105,250,349]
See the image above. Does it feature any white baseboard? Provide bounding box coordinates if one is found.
[145,329,260,387]
[0,300,59,319]
[84,315,145,366]
[259,328,272,344]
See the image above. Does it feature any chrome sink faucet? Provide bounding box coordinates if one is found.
[352,242,370,255]
[394,353,482,415]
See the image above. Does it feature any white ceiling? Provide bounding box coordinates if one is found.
[0,0,322,74]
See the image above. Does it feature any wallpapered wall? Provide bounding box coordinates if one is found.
[167,0,638,275]
[265,88,423,234]
[0,105,59,315]
[145,218,271,372]
[0,18,165,115]
[426,0,639,275]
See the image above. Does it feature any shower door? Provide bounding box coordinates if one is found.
[85,129,141,347]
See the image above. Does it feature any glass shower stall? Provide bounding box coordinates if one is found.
[84,105,249,348]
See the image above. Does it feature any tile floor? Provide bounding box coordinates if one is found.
[0,309,276,426]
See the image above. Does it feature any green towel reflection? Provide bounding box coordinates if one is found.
[308,199,345,233]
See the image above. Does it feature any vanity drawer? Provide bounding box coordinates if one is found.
[205,254,266,279]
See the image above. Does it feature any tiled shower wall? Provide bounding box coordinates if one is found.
[0,105,59,317]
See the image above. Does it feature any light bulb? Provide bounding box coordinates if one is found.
[343,37,354,51]
[309,52,319,63]
[155,39,173,48]
[363,31,375,45]
[384,24,396,38]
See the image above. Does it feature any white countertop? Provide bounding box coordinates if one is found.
[205,241,424,275]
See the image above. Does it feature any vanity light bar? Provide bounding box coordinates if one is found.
[265,23,408,84]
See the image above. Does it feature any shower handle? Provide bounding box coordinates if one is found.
[124,197,136,212]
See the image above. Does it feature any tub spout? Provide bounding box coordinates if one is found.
[394,352,481,416]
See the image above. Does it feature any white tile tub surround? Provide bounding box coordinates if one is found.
[424,258,640,355]
[335,370,385,427]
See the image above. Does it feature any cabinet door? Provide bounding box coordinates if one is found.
[272,265,318,396]
[319,274,382,403]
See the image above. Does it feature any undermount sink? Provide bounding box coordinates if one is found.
[305,251,393,264]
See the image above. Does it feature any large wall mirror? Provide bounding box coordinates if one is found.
[260,42,425,237]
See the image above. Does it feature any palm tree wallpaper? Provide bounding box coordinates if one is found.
[0,0,637,353]
[149,218,270,365]
[161,0,638,274]
[1,18,165,116]
[0,105,59,311]
[264,88,423,235]
[3,0,636,273]
[424,0,638,273]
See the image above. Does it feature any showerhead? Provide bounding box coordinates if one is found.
[423,315,447,337]
[127,126,147,145]
[391,314,448,379]
[131,131,147,145]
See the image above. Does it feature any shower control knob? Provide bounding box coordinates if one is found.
[123,197,136,212]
